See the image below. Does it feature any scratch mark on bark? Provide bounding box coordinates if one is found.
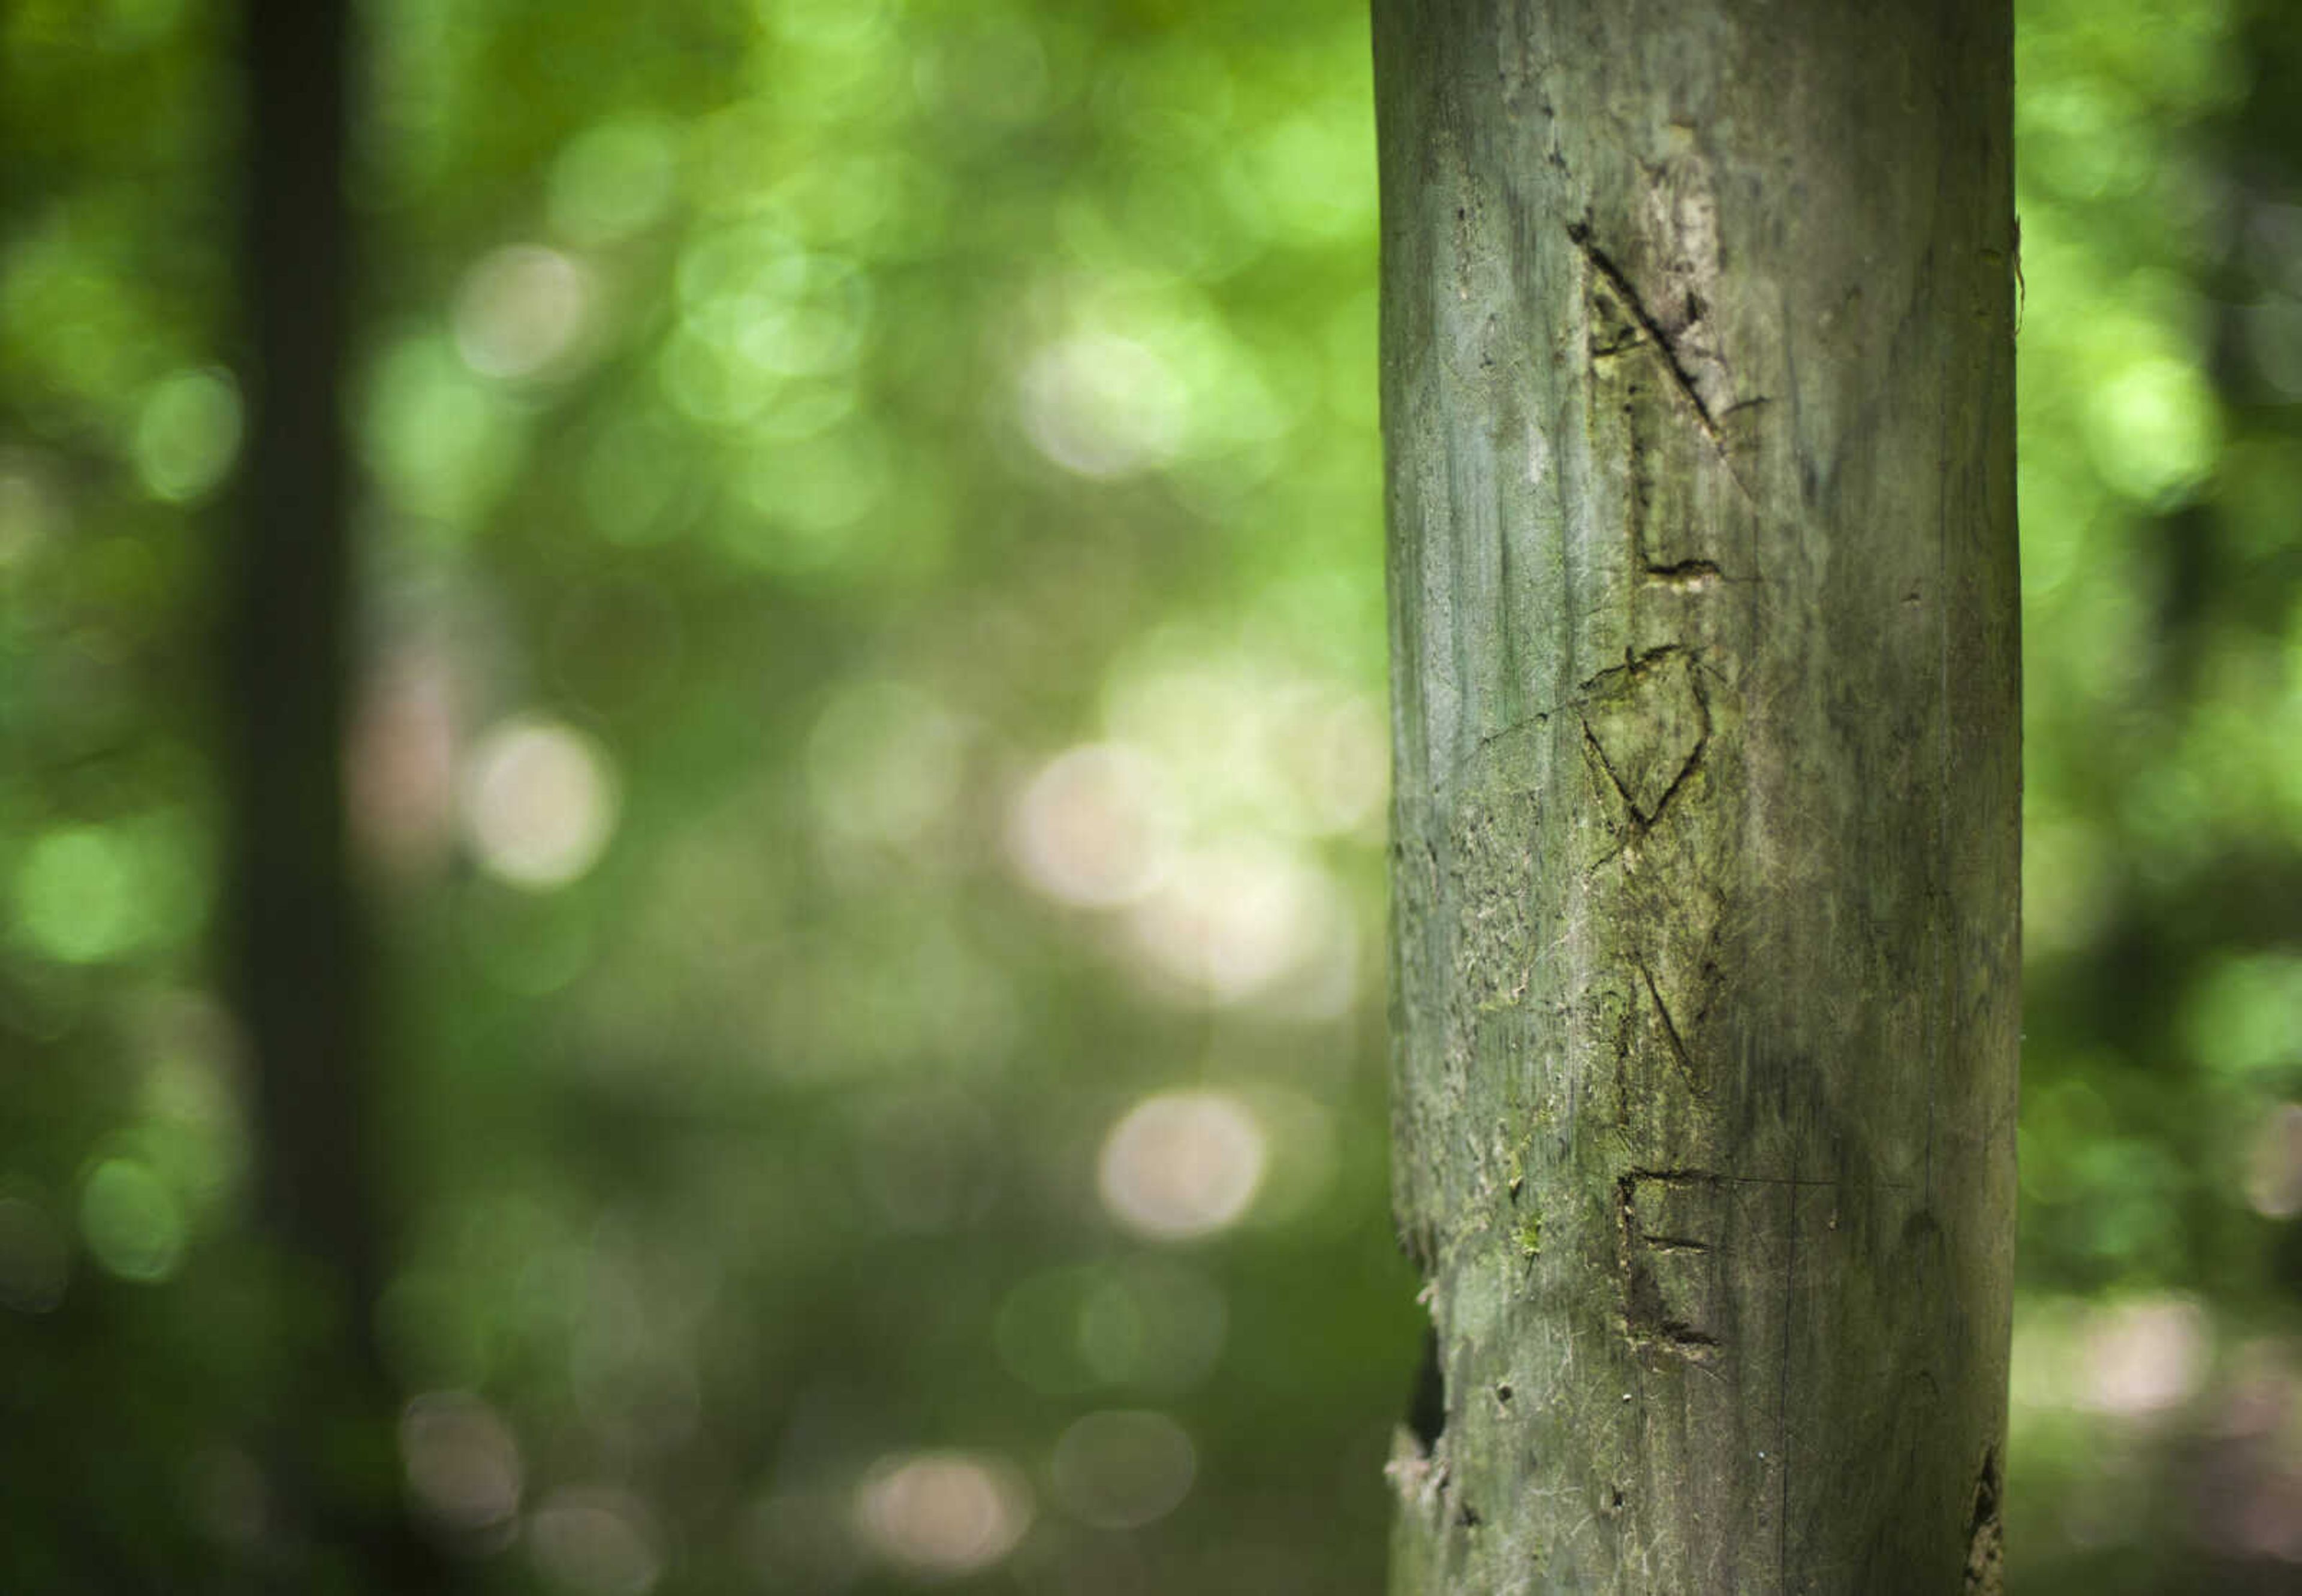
[1617,1171,1724,1359]
[1577,645,1711,839]
[1574,219,1764,506]
[1569,221,1722,439]
[1624,1167,1872,1191]
[1581,719,1640,819]
[1643,558,1724,591]
[1637,955,1700,1085]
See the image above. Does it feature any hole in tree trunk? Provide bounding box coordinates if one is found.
[1407,1324,1446,1451]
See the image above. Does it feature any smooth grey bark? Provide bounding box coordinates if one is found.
[1375,4,2018,1592]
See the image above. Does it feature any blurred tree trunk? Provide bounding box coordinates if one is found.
[1374,3,2019,1591]
[231,0,430,1582]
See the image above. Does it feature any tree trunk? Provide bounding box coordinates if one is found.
[1375,4,2018,1592]
[233,0,435,1581]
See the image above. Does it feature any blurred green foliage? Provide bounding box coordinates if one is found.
[2,0,2300,1590]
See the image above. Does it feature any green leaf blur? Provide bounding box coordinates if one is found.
[1,0,2298,1589]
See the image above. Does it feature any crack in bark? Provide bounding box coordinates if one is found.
[1964,1449,2005,1594]
[1406,1326,1446,1451]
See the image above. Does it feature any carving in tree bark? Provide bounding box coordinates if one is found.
[1375,3,2019,1591]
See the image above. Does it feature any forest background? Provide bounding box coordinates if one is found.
[2,0,2298,1590]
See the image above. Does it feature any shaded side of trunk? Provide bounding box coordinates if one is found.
[232,0,426,1581]
[1375,3,2018,1591]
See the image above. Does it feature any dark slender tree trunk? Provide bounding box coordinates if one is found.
[232,0,428,1581]
[1375,3,2020,1591]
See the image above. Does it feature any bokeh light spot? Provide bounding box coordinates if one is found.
[1019,333,1188,478]
[2087,355,2219,505]
[363,333,522,525]
[995,1258,1228,1396]
[530,1487,662,1596]
[807,682,966,849]
[854,1452,1032,1576]
[1078,1258,1227,1390]
[460,717,619,889]
[454,245,593,381]
[2078,1296,2210,1418]
[79,1157,186,1283]
[2247,1103,2302,1219]
[1123,841,1339,1005]
[349,645,461,879]
[549,118,680,245]
[735,422,892,566]
[1097,1091,1266,1242]
[132,366,241,502]
[1049,1410,1195,1529]
[14,824,140,964]
[401,1390,523,1535]
[185,1446,268,1546]
[1008,743,1176,908]
[2185,953,2302,1079]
